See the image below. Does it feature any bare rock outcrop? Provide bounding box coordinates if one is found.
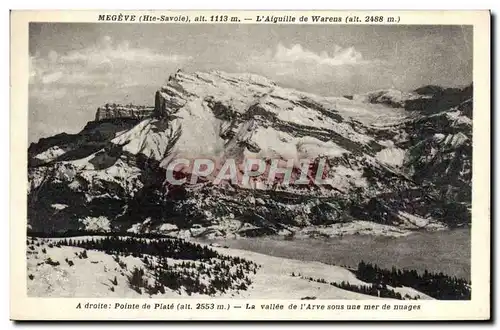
[95,104,154,121]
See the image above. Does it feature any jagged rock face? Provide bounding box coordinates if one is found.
[27,71,472,235]
[95,104,154,121]
[402,98,472,204]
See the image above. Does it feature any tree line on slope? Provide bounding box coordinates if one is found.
[292,273,407,300]
[291,259,470,301]
[356,261,470,300]
[58,236,259,296]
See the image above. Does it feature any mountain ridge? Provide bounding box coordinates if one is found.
[28,70,472,237]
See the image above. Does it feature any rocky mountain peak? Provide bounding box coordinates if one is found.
[27,70,472,236]
[95,103,154,121]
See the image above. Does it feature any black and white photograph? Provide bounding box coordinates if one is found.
[10,10,490,321]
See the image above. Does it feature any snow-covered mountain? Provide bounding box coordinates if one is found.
[27,70,472,236]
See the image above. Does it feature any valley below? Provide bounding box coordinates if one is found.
[202,227,471,281]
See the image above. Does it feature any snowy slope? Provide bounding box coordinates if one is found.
[27,237,431,300]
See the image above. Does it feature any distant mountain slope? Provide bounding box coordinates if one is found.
[28,70,472,235]
[351,84,472,115]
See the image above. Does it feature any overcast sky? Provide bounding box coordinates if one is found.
[29,23,472,143]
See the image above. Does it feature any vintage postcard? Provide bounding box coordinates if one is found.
[10,10,490,321]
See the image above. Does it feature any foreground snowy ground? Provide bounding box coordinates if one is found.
[27,236,430,300]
